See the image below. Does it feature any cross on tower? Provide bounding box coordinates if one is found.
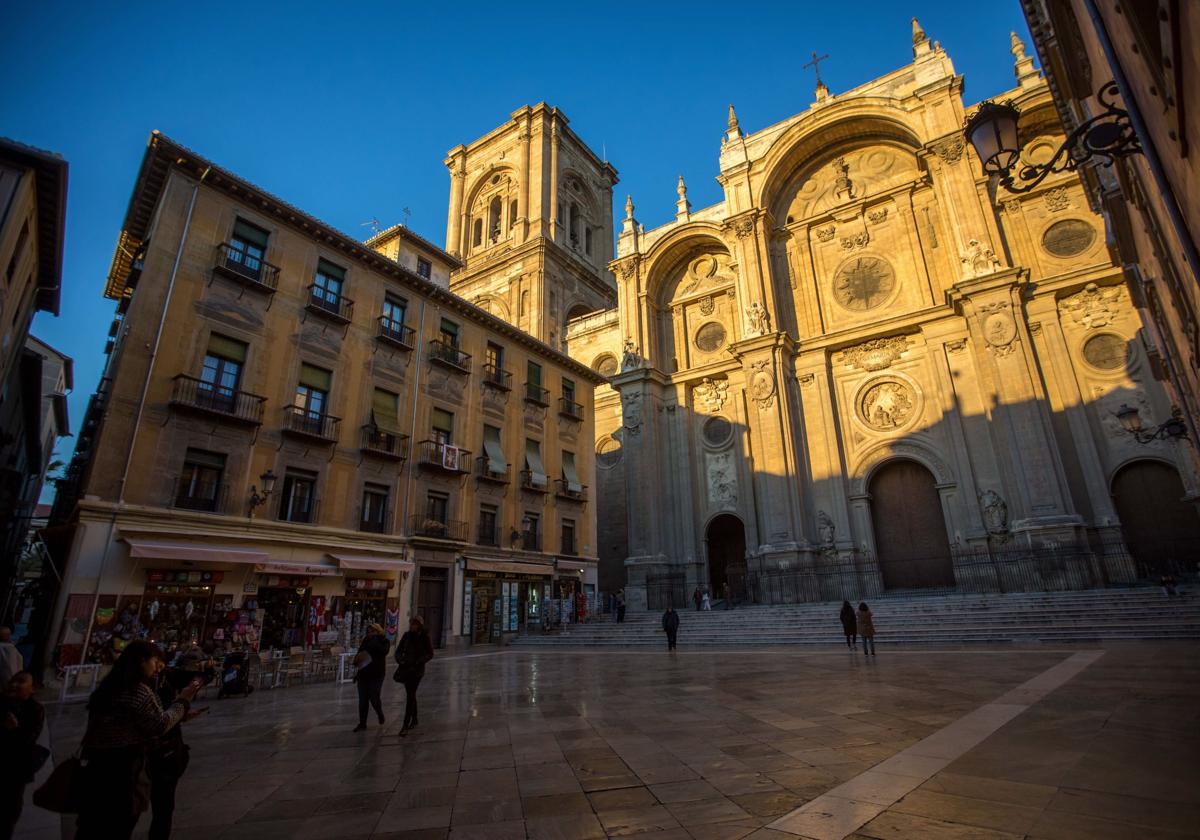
[803,50,830,88]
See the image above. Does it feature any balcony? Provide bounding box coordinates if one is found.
[554,479,588,502]
[476,456,510,484]
[520,530,542,552]
[428,338,471,372]
[408,514,468,541]
[170,375,266,426]
[213,242,280,293]
[281,406,340,443]
[359,510,391,535]
[171,477,230,514]
[377,316,415,350]
[482,363,512,390]
[306,284,354,324]
[558,396,584,420]
[520,470,549,493]
[476,522,501,547]
[361,425,409,460]
[416,440,472,473]
[524,383,550,406]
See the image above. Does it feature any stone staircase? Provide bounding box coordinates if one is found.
[511,587,1200,647]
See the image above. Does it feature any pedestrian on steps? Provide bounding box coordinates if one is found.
[693,587,702,612]
[722,582,733,610]
[857,602,876,656]
[701,589,711,611]
[616,590,627,623]
[662,607,680,651]
[839,601,857,649]
[352,623,390,732]
[394,616,434,736]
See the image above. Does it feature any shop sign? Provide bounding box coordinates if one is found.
[462,579,472,636]
[259,576,311,588]
[243,582,258,595]
[254,562,338,577]
[347,578,391,592]
[146,569,224,584]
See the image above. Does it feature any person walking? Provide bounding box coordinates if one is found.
[692,587,702,612]
[839,601,857,650]
[353,623,391,733]
[616,590,627,623]
[857,602,876,656]
[701,589,711,611]
[662,606,680,651]
[722,582,733,610]
[75,640,200,839]
[146,665,195,840]
[1,673,44,840]
[0,628,21,685]
[394,616,434,736]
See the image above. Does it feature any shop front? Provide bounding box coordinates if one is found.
[462,558,554,644]
[331,554,413,646]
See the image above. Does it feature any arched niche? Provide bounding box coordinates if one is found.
[643,234,736,372]
[465,166,519,254]
[772,140,923,225]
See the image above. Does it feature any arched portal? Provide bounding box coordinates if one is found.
[1111,459,1200,576]
[869,459,954,589]
[705,514,746,599]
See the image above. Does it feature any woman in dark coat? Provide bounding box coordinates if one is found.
[76,641,199,839]
[353,623,391,732]
[858,602,877,656]
[393,616,434,736]
[839,601,857,649]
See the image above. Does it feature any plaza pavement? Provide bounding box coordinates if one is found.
[19,643,1200,840]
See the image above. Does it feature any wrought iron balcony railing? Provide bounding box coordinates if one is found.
[282,406,340,442]
[415,440,472,472]
[482,363,512,390]
[213,242,280,292]
[306,284,354,323]
[476,456,510,483]
[558,397,584,420]
[520,470,549,493]
[361,425,409,460]
[377,317,415,350]
[171,476,230,513]
[408,514,468,541]
[428,338,471,372]
[524,383,549,406]
[554,479,588,502]
[170,374,266,425]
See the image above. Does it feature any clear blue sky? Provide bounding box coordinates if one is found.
[3,0,1033,491]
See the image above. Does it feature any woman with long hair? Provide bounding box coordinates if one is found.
[393,616,434,736]
[857,602,877,657]
[76,640,200,839]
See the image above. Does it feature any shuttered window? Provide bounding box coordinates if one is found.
[562,450,581,494]
[207,334,247,363]
[298,363,331,391]
[483,425,507,474]
[232,218,269,248]
[525,439,547,488]
[372,388,400,432]
[431,408,453,444]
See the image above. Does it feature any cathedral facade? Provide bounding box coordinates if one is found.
[451,23,1200,608]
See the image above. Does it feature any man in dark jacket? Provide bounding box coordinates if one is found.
[662,607,680,651]
[353,623,390,732]
[0,672,43,840]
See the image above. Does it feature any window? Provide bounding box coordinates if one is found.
[426,491,449,524]
[199,334,246,412]
[525,439,547,489]
[312,259,345,310]
[585,228,593,255]
[361,484,390,533]
[417,258,432,279]
[472,218,483,248]
[431,407,454,445]
[527,360,542,387]
[561,518,576,555]
[295,364,330,418]
[176,449,225,511]
[489,196,502,240]
[562,377,576,404]
[483,424,507,477]
[5,221,28,285]
[562,450,582,496]
[509,199,518,228]
[279,470,317,523]
[478,503,499,545]
[228,218,269,276]
[569,203,580,244]
[524,512,540,550]
[440,318,460,348]
[485,342,503,370]
[383,294,407,328]
[372,388,400,432]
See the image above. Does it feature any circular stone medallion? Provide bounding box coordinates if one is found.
[833,255,896,311]
[1082,333,1130,370]
[1042,219,1096,257]
[858,379,916,430]
[702,416,733,446]
[596,436,622,467]
[694,321,727,353]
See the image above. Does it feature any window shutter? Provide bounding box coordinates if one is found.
[317,258,346,281]
[562,451,581,494]
[232,218,269,248]
[372,388,400,432]
[299,363,332,391]
[525,439,547,488]
[483,425,508,474]
[527,361,542,386]
[207,333,247,363]
[431,408,453,434]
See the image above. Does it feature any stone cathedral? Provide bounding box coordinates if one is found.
[444,21,1200,609]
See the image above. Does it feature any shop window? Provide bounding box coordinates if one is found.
[426,491,449,525]
[431,407,454,445]
[561,519,576,556]
[199,334,246,412]
[439,317,460,348]
[417,257,432,279]
[360,483,390,533]
[382,294,407,328]
[312,258,346,311]
[278,469,318,523]
[229,218,269,276]
[175,449,225,512]
[478,503,499,545]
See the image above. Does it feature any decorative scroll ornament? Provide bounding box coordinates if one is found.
[745,301,771,337]
[978,489,1009,535]
[621,391,643,435]
[694,377,729,412]
[838,336,909,371]
[840,231,871,250]
[748,359,776,410]
[1002,198,1022,215]
[867,208,889,224]
[960,238,1001,277]
[732,216,755,238]
[619,259,638,280]
[932,136,965,165]
[815,225,836,242]
[620,337,644,371]
[979,301,1018,356]
[1057,282,1124,329]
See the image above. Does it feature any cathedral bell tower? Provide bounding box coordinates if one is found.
[444,103,618,349]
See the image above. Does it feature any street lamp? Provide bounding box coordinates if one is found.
[1114,404,1188,444]
[511,515,533,548]
[248,469,277,516]
[964,81,1141,193]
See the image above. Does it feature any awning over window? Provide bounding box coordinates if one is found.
[372,388,400,432]
[562,451,582,494]
[124,539,267,565]
[232,218,269,248]
[331,554,414,575]
[466,558,553,577]
[484,426,507,474]
[299,363,331,391]
[207,333,247,363]
[525,440,547,488]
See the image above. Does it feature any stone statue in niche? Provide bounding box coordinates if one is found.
[960,238,1001,277]
[620,338,643,371]
[745,302,771,337]
[832,157,855,201]
[978,489,1009,536]
[817,511,836,548]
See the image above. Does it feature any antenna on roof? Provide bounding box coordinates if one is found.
[402,207,412,227]
[361,218,381,234]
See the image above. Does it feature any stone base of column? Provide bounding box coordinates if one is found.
[623,554,670,611]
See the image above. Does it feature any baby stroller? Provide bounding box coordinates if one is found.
[217,651,254,698]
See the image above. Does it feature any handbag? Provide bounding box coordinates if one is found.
[33,754,83,814]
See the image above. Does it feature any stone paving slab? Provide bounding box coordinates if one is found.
[15,644,1200,839]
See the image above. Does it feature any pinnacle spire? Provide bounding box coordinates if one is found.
[675,175,692,221]
[727,104,739,132]
[624,194,634,219]
[1010,30,1039,86]
[911,16,932,59]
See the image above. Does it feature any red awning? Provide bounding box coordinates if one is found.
[331,554,414,575]
[124,539,267,565]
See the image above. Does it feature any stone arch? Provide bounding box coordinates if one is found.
[463,165,519,254]
[867,458,955,590]
[592,353,618,377]
[849,439,954,498]
[703,512,747,600]
[1110,458,1200,575]
[473,294,511,322]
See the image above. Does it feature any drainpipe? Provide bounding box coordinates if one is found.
[398,299,428,619]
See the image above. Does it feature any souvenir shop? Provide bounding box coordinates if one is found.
[461,559,553,644]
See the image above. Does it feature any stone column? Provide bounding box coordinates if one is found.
[446,158,466,258]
